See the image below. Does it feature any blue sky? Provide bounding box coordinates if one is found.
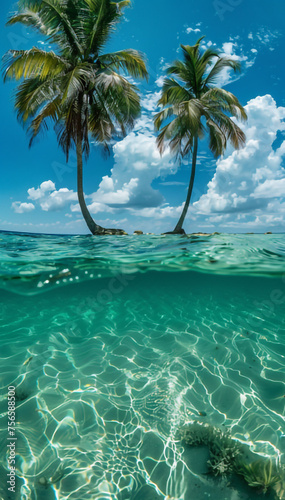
[1,0,285,234]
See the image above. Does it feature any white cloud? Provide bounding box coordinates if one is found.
[215,41,254,86]
[158,57,170,72]
[155,75,165,88]
[160,181,187,186]
[252,178,285,199]
[28,180,56,200]
[27,180,77,211]
[255,27,280,46]
[222,42,235,55]
[89,97,177,211]
[193,95,285,229]
[201,28,281,88]
[90,134,175,209]
[12,201,35,214]
[85,201,114,214]
[186,27,201,34]
[245,28,281,63]
[140,92,160,112]
[10,95,177,222]
[40,188,78,211]
[131,203,184,219]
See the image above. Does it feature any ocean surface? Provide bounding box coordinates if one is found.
[0,231,284,500]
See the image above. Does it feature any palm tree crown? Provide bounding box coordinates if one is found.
[154,37,247,234]
[3,0,148,234]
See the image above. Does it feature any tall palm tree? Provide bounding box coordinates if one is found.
[154,37,247,235]
[3,0,148,235]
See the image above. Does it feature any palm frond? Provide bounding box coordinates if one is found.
[6,8,47,35]
[155,99,202,158]
[158,78,192,106]
[88,98,114,149]
[3,0,148,162]
[206,118,227,157]
[11,0,83,56]
[203,57,242,87]
[28,96,61,145]
[110,0,131,9]
[61,63,95,102]
[83,0,125,55]
[39,0,83,56]
[202,87,247,121]
[99,49,148,79]
[95,71,141,129]
[154,105,176,131]
[208,110,246,151]
[155,34,247,185]
[166,60,193,86]
[3,48,69,81]
[14,76,60,122]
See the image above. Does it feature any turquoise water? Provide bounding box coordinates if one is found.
[0,231,285,499]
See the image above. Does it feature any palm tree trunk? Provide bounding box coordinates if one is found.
[173,135,198,233]
[76,130,104,235]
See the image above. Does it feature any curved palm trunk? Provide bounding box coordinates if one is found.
[173,135,198,234]
[76,128,127,236]
[76,131,104,235]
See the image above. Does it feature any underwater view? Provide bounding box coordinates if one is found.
[0,231,284,500]
[1,0,285,497]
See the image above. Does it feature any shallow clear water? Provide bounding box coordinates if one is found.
[0,231,284,499]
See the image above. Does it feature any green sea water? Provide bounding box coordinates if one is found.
[0,231,284,500]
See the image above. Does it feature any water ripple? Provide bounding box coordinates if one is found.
[0,232,285,295]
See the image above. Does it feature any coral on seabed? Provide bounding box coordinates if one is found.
[179,422,243,476]
[179,422,285,498]
[236,459,284,495]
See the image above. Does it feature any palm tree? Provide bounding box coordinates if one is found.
[154,37,247,235]
[3,0,148,235]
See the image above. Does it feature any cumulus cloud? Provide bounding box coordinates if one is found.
[40,188,78,211]
[155,75,165,88]
[89,96,177,211]
[193,95,285,228]
[130,203,184,220]
[12,201,35,214]
[90,135,175,209]
[28,180,56,200]
[252,178,285,199]
[27,180,77,211]
[140,92,160,113]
